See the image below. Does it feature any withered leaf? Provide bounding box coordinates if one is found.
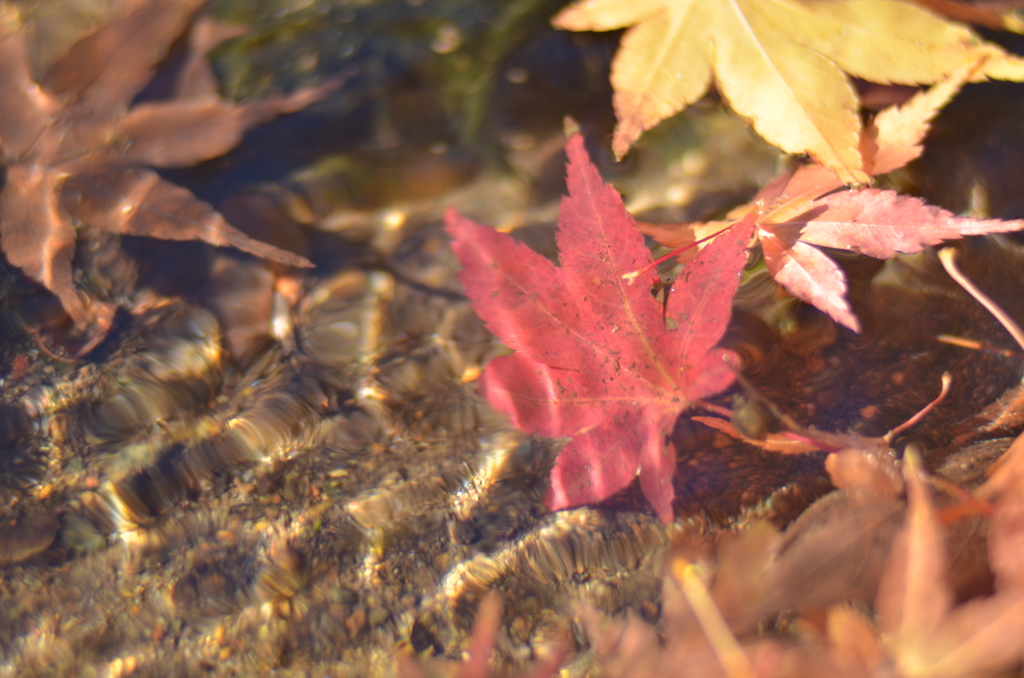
[756,491,905,623]
[876,449,953,654]
[0,0,327,344]
[116,85,334,169]
[61,168,309,266]
[877,448,1024,678]
[979,432,1024,589]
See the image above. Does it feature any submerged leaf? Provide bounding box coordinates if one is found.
[446,135,749,520]
[62,168,312,268]
[41,0,204,113]
[0,165,91,324]
[876,448,953,658]
[117,81,339,169]
[0,0,328,345]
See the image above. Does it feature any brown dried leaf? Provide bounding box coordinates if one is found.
[0,164,101,327]
[759,490,904,620]
[761,231,859,332]
[826,605,883,674]
[876,449,954,668]
[117,81,337,168]
[41,0,204,114]
[980,432,1024,590]
[978,431,1024,501]
[912,591,1024,678]
[173,17,247,99]
[710,522,780,631]
[0,28,59,158]
[62,168,312,268]
[988,491,1024,590]
[0,0,324,343]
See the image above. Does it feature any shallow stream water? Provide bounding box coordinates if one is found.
[3,1,1024,676]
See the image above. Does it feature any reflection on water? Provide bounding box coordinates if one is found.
[9,0,1024,675]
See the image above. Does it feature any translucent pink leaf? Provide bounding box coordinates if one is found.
[792,189,1024,259]
[761,230,859,332]
[445,134,749,521]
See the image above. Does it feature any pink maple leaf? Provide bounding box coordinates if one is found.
[445,134,751,521]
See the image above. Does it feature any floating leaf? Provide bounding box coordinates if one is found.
[553,0,1024,181]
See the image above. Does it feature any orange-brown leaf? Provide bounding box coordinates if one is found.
[117,81,338,169]
[0,27,59,158]
[62,168,312,268]
[42,0,205,114]
[876,449,953,663]
[0,0,323,341]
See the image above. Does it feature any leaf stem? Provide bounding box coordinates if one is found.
[672,557,754,678]
[939,247,1024,354]
[693,400,734,418]
[623,222,737,284]
[936,334,1023,359]
[884,372,951,445]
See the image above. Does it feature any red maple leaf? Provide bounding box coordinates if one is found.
[445,134,752,521]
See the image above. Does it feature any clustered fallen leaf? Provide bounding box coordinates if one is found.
[0,0,331,350]
[447,124,1024,517]
[552,0,1024,182]
[3,0,1024,675]
[444,3,1024,669]
[569,436,1024,678]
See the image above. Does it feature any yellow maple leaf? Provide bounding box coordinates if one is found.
[553,0,1024,183]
